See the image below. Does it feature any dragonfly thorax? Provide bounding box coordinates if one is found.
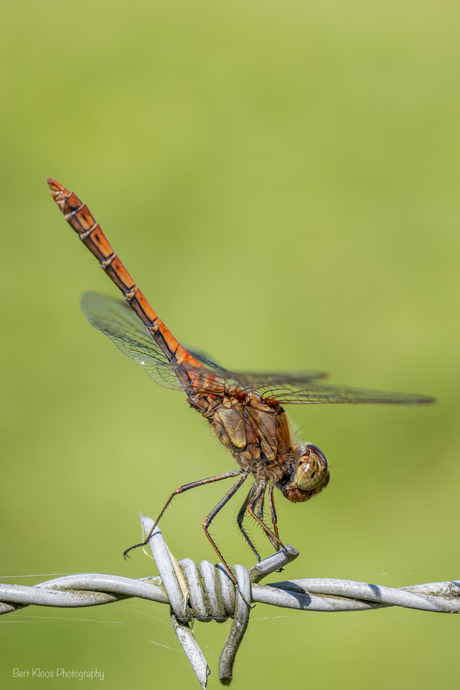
[188,389,293,467]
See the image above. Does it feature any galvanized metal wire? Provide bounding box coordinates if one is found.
[1,515,459,688]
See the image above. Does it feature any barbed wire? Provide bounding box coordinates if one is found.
[1,515,459,688]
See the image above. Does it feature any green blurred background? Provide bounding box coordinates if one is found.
[1,0,459,687]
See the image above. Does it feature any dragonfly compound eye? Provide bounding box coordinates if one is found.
[296,444,328,492]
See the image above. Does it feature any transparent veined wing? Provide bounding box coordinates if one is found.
[81,292,187,391]
[261,381,435,405]
[178,366,433,405]
[80,293,434,405]
[80,293,327,393]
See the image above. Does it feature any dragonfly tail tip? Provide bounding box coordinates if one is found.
[47,178,65,196]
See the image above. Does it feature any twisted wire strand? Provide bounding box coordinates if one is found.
[2,574,458,616]
[1,517,459,688]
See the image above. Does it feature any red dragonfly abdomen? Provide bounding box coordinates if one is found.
[47,179,205,387]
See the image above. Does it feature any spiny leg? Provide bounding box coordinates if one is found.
[268,482,280,543]
[268,482,286,573]
[247,482,283,551]
[123,469,245,559]
[254,483,279,549]
[236,485,262,562]
[202,472,251,587]
[252,487,279,551]
[256,490,265,521]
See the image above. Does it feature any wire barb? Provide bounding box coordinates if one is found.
[1,520,459,688]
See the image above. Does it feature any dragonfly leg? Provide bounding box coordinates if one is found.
[253,486,279,551]
[202,472,251,588]
[256,490,265,521]
[123,469,246,559]
[236,486,262,562]
[247,482,284,552]
[268,482,280,543]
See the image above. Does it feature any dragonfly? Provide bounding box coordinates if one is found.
[48,178,434,585]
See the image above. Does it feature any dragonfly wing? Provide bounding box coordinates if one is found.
[199,369,329,394]
[264,381,435,405]
[79,293,434,404]
[239,370,328,390]
[198,369,433,404]
[81,292,185,390]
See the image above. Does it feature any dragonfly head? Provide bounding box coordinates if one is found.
[277,443,329,503]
